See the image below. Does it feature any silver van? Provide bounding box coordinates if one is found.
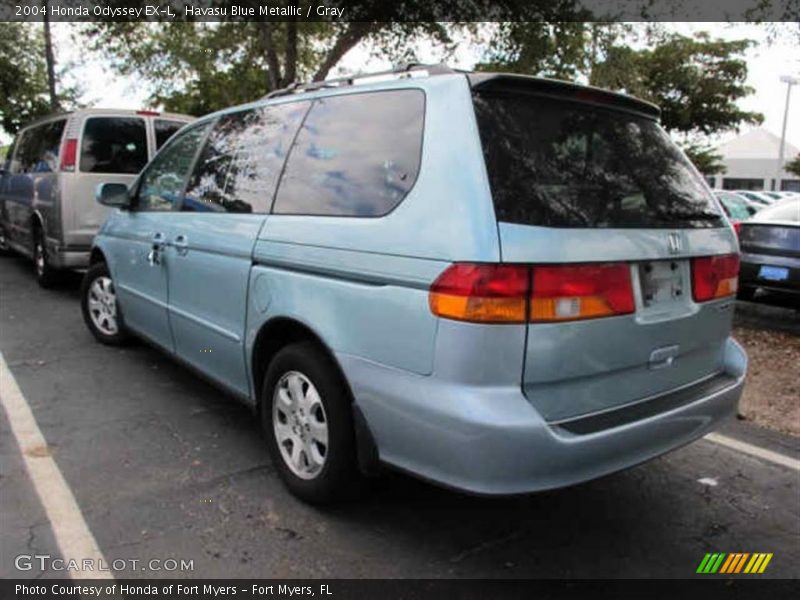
[0,109,194,286]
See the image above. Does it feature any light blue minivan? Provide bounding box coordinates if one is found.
[82,66,747,503]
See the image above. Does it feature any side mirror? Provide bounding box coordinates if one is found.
[96,183,130,208]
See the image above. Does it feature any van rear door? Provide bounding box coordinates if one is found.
[61,114,149,249]
[471,76,739,424]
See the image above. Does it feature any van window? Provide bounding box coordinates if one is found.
[155,119,187,150]
[473,93,724,229]
[11,120,65,174]
[136,123,211,212]
[273,90,424,217]
[80,117,148,174]
[184,102,309,214]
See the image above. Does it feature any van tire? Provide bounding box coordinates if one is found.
[33,228,61,288]
[81,262,130,345]
[261,342,362,504]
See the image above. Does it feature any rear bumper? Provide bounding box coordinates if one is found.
[740,252,800,294]
[340,337,747,495]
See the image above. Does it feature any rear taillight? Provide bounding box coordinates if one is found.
[429,262,635,324]
[530,263,634,322]
[732,221,742,236]
[429,264,529,323]
[691,254,740,302]
[59,138,77,171]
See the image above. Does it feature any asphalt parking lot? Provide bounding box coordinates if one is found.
[1,253,799,580]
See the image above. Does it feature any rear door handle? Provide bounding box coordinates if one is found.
[148,232,165,266]
[173,234,189,256]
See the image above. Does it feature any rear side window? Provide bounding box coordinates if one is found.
[473,93,723,229]
[273,89,424,217]
[11,120,65,174]
[154,119,187,150]
[80,117,147,174]
[184,101,309,214]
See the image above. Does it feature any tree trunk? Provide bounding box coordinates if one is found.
[312,23,376,82]
[42,0,58,110]
[257,22,281,92]
[282,19,298,88]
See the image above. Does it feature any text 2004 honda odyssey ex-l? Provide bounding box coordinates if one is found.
[81,66,747,503]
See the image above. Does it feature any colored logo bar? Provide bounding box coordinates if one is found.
[696,553,773,574]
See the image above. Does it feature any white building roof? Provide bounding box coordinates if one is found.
[718,127,799,160]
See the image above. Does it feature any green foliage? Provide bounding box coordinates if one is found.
[479,25,764,139]
[0,23,53,135]
[0,23,80,136]
[785,154,800,177]
[86,1,590,115]
[591,32,764,136]
[680,141,727,175]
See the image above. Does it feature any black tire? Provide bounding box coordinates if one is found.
[261,342,362,504]
[33,227,62,288]
[81,262,130,346]
[0,221,11,256]
[736,286,756,301]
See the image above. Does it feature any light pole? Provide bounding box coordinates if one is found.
[776,75,799,191]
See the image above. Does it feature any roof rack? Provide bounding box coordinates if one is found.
[263,63,457,99]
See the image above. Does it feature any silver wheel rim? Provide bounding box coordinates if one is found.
[87,276,119,336]
[272,371,328,480]
[35,241,45,276]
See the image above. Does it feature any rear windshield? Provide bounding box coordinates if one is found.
[80,117,148,174]
[154,119,187,150]
[473,93,723,229]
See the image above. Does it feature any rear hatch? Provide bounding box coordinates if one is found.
[470,75,739,423]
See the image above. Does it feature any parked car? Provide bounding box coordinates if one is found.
[732,190,777,206]
[737,198,800,301]
[0,109,194,286]
[714,190,759,234]
[81,66,746,504]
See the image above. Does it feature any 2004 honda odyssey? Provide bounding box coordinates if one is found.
[81,65,747,503]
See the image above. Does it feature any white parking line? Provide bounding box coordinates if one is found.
[0,352,112,580]
[705,432,800,471]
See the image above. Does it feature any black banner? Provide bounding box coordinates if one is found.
[2,579,799,600]
[1,0,799,23]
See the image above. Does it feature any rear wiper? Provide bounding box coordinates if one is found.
[670,211,723,221]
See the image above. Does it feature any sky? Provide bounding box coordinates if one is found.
[13,22,800,151]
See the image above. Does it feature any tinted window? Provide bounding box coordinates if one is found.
[11,120,65,174]
[274,90,424,217]
[155,119,187,150]
[473,93,723,228]
[136,123,211,212]
[80,117,147,174]
[716,193,752,220]
[184,102,309,214]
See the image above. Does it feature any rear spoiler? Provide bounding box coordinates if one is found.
[468,73,661,121]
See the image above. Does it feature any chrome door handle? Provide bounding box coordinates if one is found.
[148,232,165,266]
[173,234,189,256]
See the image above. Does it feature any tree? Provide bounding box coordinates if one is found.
[786,154,800,177]
[477,27,763,174]
[85,1,589,114]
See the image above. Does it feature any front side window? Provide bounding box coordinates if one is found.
[154,119,188,150]
[184,102,310,214]
[12,120,65,174]
[473,93,723,229]
[135,123,211,212]
[273,90,425,217]
[80,117,148,174]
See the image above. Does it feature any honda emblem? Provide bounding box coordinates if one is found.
[667,232,682,255]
